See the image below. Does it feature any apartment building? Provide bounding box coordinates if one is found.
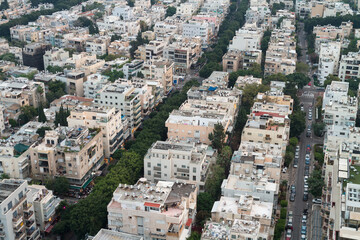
[10,25,51,43]
[107,178,197,239]
[90,229,144,240]
[322,81,349,110]
[202,195,273,239]
[340,183,360,239]
[202,71,229,89]
[27,185,61,232]
[141,58,174,95]
[317,42,341,84]
[112,5,134,21]
[0,78,46,108]
[107,40,131,57]
[323,95,357,127]
[153,21,179,37]
[242,115,290,155]
[338,51,360,81]
[0,121,46,179]
[122,60,144,79]
[163,39,202,75]
[235,75,262,88]
[83,73,109,99]
[137,41,167,61]
[57,71,86,97]
[94,81,142,135]
[264,26,297,76]
[43,48,70,71]
[22,43,52,71]
[97,16,140,36]
[67,105,125,157]
[182,21,210,47]
[29,127,104,189]
[228,27,263,51]
[85,36,111,56]
[222,50,242,72]
[221,174,277,203]
[166,86,240,144]
[0,179,40,240]
[144,140,216,190]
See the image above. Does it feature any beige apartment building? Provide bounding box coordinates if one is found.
[136,41,167,61]
[143,140,216,190]
[29,127,104,189]
[222,50,262,72]
[107,178,197,240]
[142,58,174,95]
[242,116,290,156]
[67,105,125,157]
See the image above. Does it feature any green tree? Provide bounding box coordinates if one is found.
[46,177,69,195]
[47,65,64,73]
[208,123,226,152]
[323,74,340,87]
[38,104,47,122]
[0,173,10,179]
[296,62,309,73]
[216,146,232,175]
[55,105,70,126]
[187,232,201,240]
[205,165,225,200]
[0,52,16,63]
[36,126,52,138]
[313,122,325,137]
[271,2,285,15]
[9,119,17,127]
[242,84,270,113]
[308,169,325,198]
[290,111,306,137]
[0,0,9,10]
[289,137,298,147]
[165,6,176,17]
[197,192,214,212]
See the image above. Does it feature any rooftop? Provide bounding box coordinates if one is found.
[90,229,143,240]
[0,179,25,204]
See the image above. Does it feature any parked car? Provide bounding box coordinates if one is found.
[291,185,296,193]
[286,229,292,240]
[301,234,307,240]
[301,225,307,235]
[312,198,322,204]
[294,160,298,168]
[304,176,309,184]
[306,130,311,137]
[303,193,309,201]
[288,217,293,227]
[302,215,307,223]
[290,193,296,202]
[304,169,309,176]
[308,114,312,120]
[282,167,287,173]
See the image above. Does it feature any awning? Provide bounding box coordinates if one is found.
[82,178,92,189]
[14,143,29,154]
[144,202,160,208]
[45,224,54,233]
[186,218,192,227]
[208,86,217,91]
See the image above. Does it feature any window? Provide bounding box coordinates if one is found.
[193,167,196,173]
[193,176,196,181]
[147,162,151,168]
[148,170,151,175]
[18,191,23,200]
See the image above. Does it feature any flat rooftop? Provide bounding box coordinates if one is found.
[0,179,25,204]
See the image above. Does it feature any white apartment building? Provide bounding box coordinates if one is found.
[177,3,197,16]
[90,229,144,240]
[67,105,125,157]
[97,16,140,36]
[338,51,360,81]
[0,179,40,240]
[221,174,277,203]
[322,81,349,110]
[144,140,216,190]
[0,104,5,134]
[341,183,360,239]
[228,28,263,51]
[83,73,109,99]
[122,60,144,79]
[323,95,357,127]
[107,178,197,240]
[182,21,210,47]
[112,6,134,21]
[43,48,70,70]
[235,75,262,88]
[317,42,341,84]
[28,185,61,232]
[94,81,142,135]
[202,71,229,89]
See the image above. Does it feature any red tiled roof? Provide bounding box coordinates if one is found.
[144,202,160,208]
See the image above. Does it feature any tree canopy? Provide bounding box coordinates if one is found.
[308,169,325,198]
[208,124,226,152]
[165,6,176,17]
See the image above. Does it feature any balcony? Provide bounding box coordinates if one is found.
[13,215,23,229]
[177,168,189,173]
[26,219,35,228]
[27,227,37,237]
[23,203,32,212]
[24,211,34,220]
[154,173,161,178]
[176,175,189,180]
[0,231,4,237]
[15,230,25,240]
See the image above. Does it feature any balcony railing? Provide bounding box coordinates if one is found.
[24,211,34,220]
[153,166,161,171]
[176,175,189,180]
[177,168,189,173]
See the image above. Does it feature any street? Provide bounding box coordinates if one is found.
[288,20,324,240]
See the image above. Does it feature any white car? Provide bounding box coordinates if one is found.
[288,217,293,227]
[302,215,307,223]
[312,198,322,204]
[282,167,287,173]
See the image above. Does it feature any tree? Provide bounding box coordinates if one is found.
[9,119,17,127]
[313,122,325,137]
[308,169,325,198]
[0,52,16,63]
[47,65,64,73]
[290,111,306,137]
[216,146,232,175]
[187,232,201,240]
[323,74,340,87]
[0,0,9,10]
[205,165,225,200]
[289,137,298,147]
[271,2,285,15]
[296,62,309,73]
[208,123,226,152]
[0,173,10,179]
[46,177,69,195]
[38,104,47,122]
[136,71,144,78]
[36,126,52,138]
[55,105,70,126]
[165,6,176,17]
[242,84,270,113]
[197,192,214,212]
[102,68,124,82]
